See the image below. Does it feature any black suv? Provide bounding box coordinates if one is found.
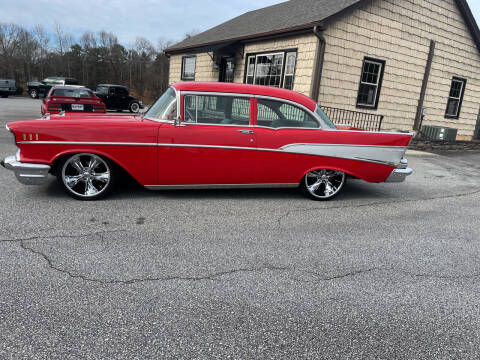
[95,84,144,113]
[27,77,79,99]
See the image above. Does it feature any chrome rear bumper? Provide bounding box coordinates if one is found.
[1,156,51,185]
[385,157,413,183]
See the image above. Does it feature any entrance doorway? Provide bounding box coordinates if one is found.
[219,57,235,82]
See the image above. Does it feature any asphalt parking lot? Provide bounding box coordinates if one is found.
[1,96,480,359]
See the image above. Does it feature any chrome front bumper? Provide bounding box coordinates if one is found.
[385,157,413,183]
[1,156,51,185]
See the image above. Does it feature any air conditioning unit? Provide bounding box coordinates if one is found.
[421,125,458,141]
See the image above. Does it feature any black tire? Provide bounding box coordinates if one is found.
[57,153,116,201]
[129,102,140,113]
[30,89,38,99]
[300,169,346,201]
[1,94,8,98]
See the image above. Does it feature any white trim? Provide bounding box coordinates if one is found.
[252,52,285,88]
[18,141,407,166]
[283,52,297,90]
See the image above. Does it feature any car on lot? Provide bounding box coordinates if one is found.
[0,79,16,98]
[27,77,79,99]
[1,82,413,201]
[94,84,144,113]
[40,86,106,116]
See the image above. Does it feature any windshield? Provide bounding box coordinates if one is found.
[145,87,177,121]
[315,106,336,129]
[96,86,108,95]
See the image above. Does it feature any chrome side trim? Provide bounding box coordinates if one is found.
[1,156,51,185]
[335,129,415,136]
[15,141,406,166]
[18,141,158,146]
[180,91,254,99]
[145,183,299,190]
[156,143,258,151]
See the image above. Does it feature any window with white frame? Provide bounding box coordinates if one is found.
[445,77,466,118]
[283,52,297,90]
[356,57,385,109]
[245,50,297,89]
[181,56,196,81]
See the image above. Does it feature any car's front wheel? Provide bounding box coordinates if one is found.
[129,102,140,113]
[57,153,115,200]
[29,89,38,99]
[301,169,346,201]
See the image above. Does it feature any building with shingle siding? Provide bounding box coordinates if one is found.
[165,0,480,140]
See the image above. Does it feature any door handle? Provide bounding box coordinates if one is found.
[237,129,254,135]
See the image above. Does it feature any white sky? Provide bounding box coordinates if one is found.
[0,0,478,48]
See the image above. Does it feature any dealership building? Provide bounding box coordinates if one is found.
[165,0,480,140]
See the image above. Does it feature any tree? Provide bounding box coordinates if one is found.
[0,22,172,103]
[0,23,23,78]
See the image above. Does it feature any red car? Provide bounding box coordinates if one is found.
[2,82,413,201]
[40,86,106,116]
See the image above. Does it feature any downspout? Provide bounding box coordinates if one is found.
[414,40,436,132]
[310,26,326,102]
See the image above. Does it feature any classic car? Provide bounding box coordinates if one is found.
[0,79,16,98]
[28,77,79,99]
[41,86,106,116]
[1,82,413,201]
[94,84,144,113]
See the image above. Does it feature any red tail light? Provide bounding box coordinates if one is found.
[93,104,106,113]
[47,103,62,111]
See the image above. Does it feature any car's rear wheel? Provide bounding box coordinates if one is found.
[301,169,346,201]
[129,102,140,113]
[57,153,115,200]
[30,89,38,99]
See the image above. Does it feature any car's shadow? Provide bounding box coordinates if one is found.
[42,175,391,202]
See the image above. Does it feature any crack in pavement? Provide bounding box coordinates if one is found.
[12,238,480,285]
[3,218,480,285]
[277,188,480,227]
[0,229,126,243]
[301,267,381,282]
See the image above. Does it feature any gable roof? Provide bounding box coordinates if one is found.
[165,0,480,54]
[165,0,364,53]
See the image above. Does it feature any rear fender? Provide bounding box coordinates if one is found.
[300,160,395,184]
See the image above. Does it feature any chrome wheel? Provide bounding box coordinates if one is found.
[130,102,140,113]
[61,154,111,199]
[304,169,345,200]
[30,90,38,99]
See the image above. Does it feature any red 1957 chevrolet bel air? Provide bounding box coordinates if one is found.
[1,82,413,201]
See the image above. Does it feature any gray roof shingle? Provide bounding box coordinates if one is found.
[165,0,480,54]
[165,0,362,52]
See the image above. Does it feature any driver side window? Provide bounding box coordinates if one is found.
[257,99,319,128]
[184,94,250,126]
